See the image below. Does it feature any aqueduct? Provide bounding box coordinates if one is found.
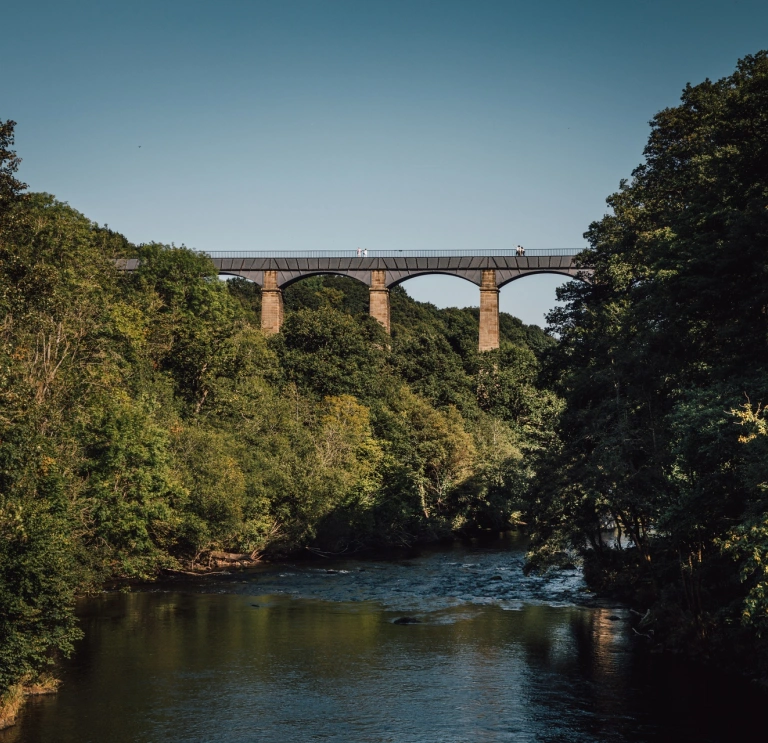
[121,249,586,351]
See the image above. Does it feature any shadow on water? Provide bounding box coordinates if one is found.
[3,536,765,743]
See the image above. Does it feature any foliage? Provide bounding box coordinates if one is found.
[0,501,83,694]
[531,52,768,659]
[0,120,26,229]
[273,305,390,401]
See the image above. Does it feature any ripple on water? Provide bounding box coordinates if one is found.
[164,537,594,620]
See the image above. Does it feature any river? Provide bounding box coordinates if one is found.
[2,534,764,742]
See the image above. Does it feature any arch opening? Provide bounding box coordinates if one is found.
[496,268,585,290]
[498,272,574,329]
[387,270,482,291]
[279,271,370,290]
[282,273,373,318]
[218,271,262,286]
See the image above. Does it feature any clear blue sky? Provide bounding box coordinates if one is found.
[4,0,766,326]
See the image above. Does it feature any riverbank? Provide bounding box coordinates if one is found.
[582,547,768,687]
[0,677,58,731]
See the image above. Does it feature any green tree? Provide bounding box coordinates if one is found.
[128,244,239,412]
[0,120,26,227]
[533,52,768,653]
[274,306,389,401]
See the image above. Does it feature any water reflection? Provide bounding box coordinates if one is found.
[3,543,764,743]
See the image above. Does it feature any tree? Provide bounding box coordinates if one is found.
[0,120,26,226]
[274,306,389,401]
[128,244,239,412]
[532,52,768,651]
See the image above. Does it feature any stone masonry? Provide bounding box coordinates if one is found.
[261,270,283,336]
[368,270,390,333]
[478,269,500,352]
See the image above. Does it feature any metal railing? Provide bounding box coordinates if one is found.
[204,248,579,258]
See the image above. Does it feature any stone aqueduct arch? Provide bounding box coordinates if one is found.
[119,252,587,351]
[212,253,585,351]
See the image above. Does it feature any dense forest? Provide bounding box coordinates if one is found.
[2,50,768,726]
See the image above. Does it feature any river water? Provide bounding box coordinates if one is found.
[2,534,764,742]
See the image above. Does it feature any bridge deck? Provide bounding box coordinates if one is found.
[205,248,576,258]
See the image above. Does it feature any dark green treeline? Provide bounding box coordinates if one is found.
[0,121,557,704]
[529,52,768,670]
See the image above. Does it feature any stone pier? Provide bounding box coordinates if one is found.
[479,269,500,351]
[369,270,390,333]
[261,270,284,335]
